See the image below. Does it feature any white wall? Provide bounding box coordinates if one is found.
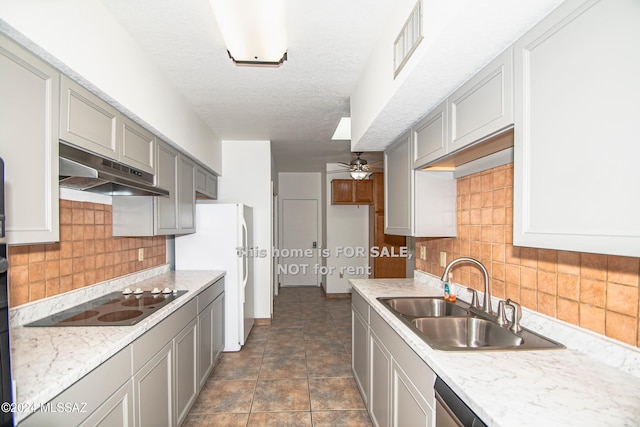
[217,140,272,319]
[0,0,221,173]
[277,173,323,287]
[325,165,370,294]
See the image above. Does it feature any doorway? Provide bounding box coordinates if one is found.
[280,199,318,287]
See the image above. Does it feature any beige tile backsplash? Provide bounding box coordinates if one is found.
[416,163,640,347]
[7,199,166,307]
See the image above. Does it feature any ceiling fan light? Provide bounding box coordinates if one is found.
[350,170,368,180]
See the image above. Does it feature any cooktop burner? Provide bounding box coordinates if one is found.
[25,290,187,327]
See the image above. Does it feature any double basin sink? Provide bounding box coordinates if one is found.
[378,297,563,351]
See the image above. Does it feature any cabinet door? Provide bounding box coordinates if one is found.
[120,116,155,174]
[392,362,433,427]
[0,34,59,244]
[412,101,447,168]
[155,141,179,234]
[212,292,225,364]
[352,306,369,405]
[354,180,374,204]
[206,173,218,200]
[384,133,413,236]
[332,179,354,204]
[59,74,119,160]
[79,380,134,427]
[134,341,173,427]
[175,318,198,426]
[513,0,640,257]
[198,302,215,389]
[370,331,391,427]
[178,155,196,234]
[448,46,513,154]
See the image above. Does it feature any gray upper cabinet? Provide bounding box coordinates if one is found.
[195,164,218,200]
[155,141,179,234]
[120,116,156,175]
[448,46,513,154]
[60,75,120,160]
[411,46,514,170]
[384,132,457,238]
[60,75,156,175]
[412,101,447,169]
[0,34,60,244]
[384,133,413,236]
[178,156,196,234]
[513,0,640,257]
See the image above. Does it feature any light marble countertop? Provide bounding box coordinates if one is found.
[9,266,225,423]
[350,275,640,427]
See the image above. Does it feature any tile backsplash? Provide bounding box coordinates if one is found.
[7,199,166,307]
[416,163,640,348]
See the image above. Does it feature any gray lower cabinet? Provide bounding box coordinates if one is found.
[79,380,134,427]
[134,341,174,427]
[352,292,435,427]
[20,279,224,427]
[352,293,370,406]
[198,291,225,389]
[370,330,391,427]
[175,318,198,426]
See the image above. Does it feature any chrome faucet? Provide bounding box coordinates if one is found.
[441,257,492,315]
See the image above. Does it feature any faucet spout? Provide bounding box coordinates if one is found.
[441,257,492,315]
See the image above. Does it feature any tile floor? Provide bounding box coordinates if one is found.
[184,286,373,426]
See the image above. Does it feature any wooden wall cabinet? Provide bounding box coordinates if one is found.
[331,179,373,205]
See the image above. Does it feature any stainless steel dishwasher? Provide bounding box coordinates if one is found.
[435,378,487,427]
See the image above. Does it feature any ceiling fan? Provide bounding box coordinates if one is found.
[330,152,383,180]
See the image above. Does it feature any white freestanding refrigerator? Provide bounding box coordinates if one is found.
[175,203,254,352]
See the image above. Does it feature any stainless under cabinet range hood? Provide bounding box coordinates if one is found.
[59,143,169,197]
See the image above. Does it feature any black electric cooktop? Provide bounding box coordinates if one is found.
[25,290,187,327]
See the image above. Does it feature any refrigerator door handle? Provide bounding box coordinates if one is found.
[241,218,248,302]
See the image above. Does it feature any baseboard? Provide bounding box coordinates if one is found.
[325,292,351,299]
[254,318,271,326]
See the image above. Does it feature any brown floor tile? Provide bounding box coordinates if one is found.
[264,340,306,358]
[259,357,307,379]
[213,357,261,380]
[186,287,370,425]
[189,380,255,413]
[306,355,353,378]
[312,410,373,426]
[252,378,310,412]
[309,377,365,410]
[183,413,249,427]
[305,340,349,358]
[248,411,312,426]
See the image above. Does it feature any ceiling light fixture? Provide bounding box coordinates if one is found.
[331,117,351,140]
[209,0,288,67]
[349,153,372,180]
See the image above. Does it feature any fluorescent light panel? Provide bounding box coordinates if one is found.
[210,0,287,65]
[331,117,351,140]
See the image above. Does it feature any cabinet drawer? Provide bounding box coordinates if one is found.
[352,291,370,323]
[20,346,133,427]
[197,278,224,313]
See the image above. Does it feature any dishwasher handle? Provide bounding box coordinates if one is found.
[435,378,487,427]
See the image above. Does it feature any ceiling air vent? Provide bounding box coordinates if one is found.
[394,0,423,78]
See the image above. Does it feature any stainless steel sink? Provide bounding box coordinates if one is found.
[379,297,468,318]
[411,317,523,350]
[377,297,564,351]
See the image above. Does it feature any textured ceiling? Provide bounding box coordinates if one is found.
[100,0,564,172]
